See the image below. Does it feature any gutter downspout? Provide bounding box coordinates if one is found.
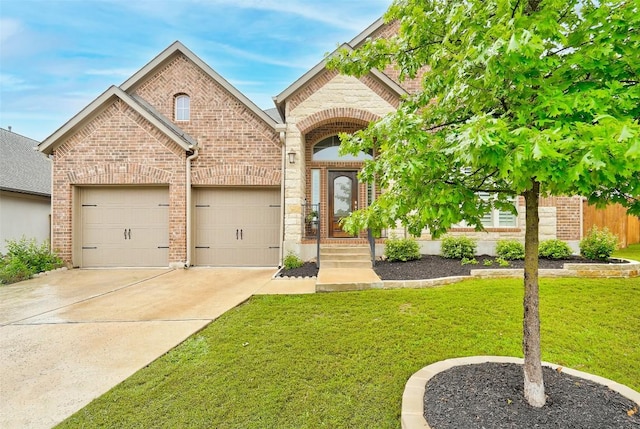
[185,145,199,268]
[276,124,287,267]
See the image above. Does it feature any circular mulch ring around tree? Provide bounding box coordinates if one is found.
[402,356,640,429]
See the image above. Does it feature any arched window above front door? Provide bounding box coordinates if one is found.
[312,135,373,161]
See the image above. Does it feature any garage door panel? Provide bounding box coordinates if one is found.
[80,187,169,268]
[242,247,279,266]
[194,188,280,266]
[241,228,278,246]
[195,247,244,267]
[83,226,129,245]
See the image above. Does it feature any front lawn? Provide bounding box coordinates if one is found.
[59,277,639,429]
[614,243,640,261]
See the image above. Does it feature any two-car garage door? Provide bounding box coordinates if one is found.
[78,186,280,267]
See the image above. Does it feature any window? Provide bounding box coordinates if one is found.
[175,94,190,121]
[478,193,517,227]
[312,135,372,161]
[457,168,517,228]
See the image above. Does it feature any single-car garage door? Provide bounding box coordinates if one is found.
[194,188,280,266]
[78,187,169,267]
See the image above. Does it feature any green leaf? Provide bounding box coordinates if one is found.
[618,125,635,142]
[625,140,640,158]
[507,34,519,52]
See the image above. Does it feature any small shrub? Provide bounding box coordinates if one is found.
[496,257,511,267]
[283,252,304,270]
[460,257,478,265]
[483,259,494,266]
[496,240,525,260]
[580,227,618,261]
[441,236,477,259]
[0,237,63,285]
[539,239,572,259]
[385,236,421,262]
[0,257,32,284]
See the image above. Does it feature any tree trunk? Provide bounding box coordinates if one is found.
[523,180,545,407]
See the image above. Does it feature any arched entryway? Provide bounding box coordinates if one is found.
[304,125,375,241]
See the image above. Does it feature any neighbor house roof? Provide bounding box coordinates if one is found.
[1,128,51,196]
[39,86,197,155]
[273,18,407,119]
[121,41,279,129]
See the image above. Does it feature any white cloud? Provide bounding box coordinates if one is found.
[0,18,22,43]
[0,73,36,91]
[85,68,136,78]
[207,41,315,69]
[194,0,386,31]
[227,79,264,86]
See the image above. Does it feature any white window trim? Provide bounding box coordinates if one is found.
[454,194,518,228]
[479,193,518,228]
[175,94,190,121]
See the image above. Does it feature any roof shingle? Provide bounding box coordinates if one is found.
[0,128,51,196]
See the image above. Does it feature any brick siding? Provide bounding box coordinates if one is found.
[132,54,281,187]
[539,196,582,240]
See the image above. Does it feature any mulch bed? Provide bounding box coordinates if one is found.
[424,362,640,429]
[278,255,621,279]
[277,262,320,278]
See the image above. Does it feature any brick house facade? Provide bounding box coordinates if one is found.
[40,20,583,268]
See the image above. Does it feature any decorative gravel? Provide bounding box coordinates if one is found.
[424,362,640,429]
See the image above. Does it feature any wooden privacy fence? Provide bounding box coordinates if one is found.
[582,201,640,248]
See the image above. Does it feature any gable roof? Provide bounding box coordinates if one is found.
[273,19,407,119]
[40,41,279,156]
[39,86,197,155]
[348,17,386,47]
[1,128,51,196]
[121,41,279,129]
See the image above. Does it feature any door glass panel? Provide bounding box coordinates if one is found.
[311,169,320,206]
[333,176,353,217]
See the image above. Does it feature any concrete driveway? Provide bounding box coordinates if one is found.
[0,267,279,429]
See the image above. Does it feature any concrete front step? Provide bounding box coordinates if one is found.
[320,252,371,262]
[321,260,372,269]
[320,245,372,269]
[316,268,383,292]
[320,247,371,258]
[320,244,369,253]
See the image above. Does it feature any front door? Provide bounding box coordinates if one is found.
[328,171,358,238]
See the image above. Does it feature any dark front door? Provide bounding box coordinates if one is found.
[328,170,358,238]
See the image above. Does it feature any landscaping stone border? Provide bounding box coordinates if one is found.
[402,356,640,429]
[383,259,639,289]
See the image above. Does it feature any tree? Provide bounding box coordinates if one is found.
[329,0,640,407]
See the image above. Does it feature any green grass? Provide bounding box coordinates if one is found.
[613,243,640,261]
[58,278,640,429]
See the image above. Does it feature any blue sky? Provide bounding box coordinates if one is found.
[0,0,391,141]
